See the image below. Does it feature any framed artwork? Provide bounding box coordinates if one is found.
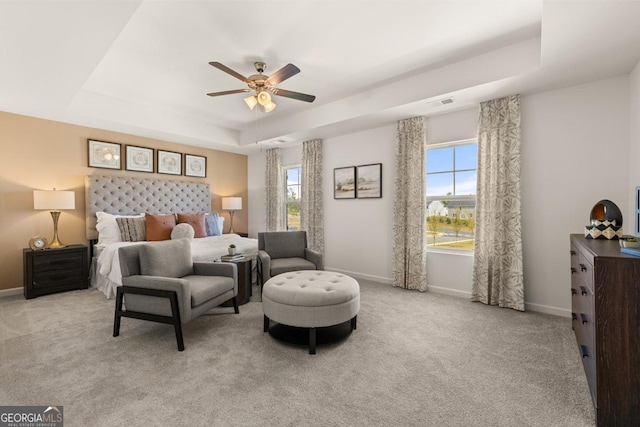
[184,154,207,178]
[356,163,382,199]
[157,150,182,175]
[333,167,356,199]
[88,139,121,169]
[125,145,154,173]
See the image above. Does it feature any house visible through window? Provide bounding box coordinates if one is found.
[285,166,301,231]
[426,140,477,251]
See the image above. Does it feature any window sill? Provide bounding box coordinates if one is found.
[426,248,474,257]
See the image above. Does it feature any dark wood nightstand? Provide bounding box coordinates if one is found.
[218,257,252,306]
[23,245,89,299]
[235,232,248,238]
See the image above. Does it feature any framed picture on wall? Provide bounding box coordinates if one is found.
[334,167,356,199]
[88,139,121,170]
[157,150,182,175]
[125,145,154,173]
[356,163,382,199]
[184,154,207,178]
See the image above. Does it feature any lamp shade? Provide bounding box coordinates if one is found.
[33,190,75,210]
[222,197,242,211]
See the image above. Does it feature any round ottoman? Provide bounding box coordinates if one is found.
[262,270,360,354]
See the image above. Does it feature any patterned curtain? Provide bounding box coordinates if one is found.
[472,94,524,311]
[265,148,285,231]
[301,139,324,253]
[392,116,427,291]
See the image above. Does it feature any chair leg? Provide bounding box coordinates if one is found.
[232,296,239,314]
[168,291,184,351]
[309,328,316,355]
[113,287,124,337]
[263,315,269,332]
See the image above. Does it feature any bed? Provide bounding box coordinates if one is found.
[85,175,258,299]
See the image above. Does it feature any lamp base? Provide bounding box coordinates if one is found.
[48,211,67,248]
[228,211,235,234]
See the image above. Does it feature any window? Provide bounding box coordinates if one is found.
[285,166,301,231]
[426,140,477,251]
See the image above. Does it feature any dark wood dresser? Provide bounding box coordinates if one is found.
[23,245,89,299]
[569,234,640,426]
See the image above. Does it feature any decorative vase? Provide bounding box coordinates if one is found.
[228,247,236,255]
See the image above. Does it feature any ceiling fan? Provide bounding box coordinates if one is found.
[207,61,316,113]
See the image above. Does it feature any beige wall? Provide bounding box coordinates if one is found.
[0,111,248,291]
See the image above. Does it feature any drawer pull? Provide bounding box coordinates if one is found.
[570,250,577,256]
[580,345,590,358]
[571,267,577,275]
[580,286,588,296]
[571,288,577,295]
[580,263,587,272]
[581,313,588,324]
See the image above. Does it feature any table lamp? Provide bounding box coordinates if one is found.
[221,197,242,234]
[33,188,75,248]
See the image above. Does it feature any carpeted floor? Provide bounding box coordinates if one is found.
[0,280,595,427]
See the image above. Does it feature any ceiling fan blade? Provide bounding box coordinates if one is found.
[271,88,316,103]
[206,89,251,97]
[209,62,251,84]
[265,63,300,85]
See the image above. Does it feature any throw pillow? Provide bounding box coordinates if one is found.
[96,212,143,245]
[177,213,206,238]
[145,213,177,241]
[116,217,147,242]
[205,213,222,236]
[139,238,193,278]
[171,223,195,240]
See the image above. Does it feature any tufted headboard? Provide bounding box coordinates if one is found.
[85,175,211,240]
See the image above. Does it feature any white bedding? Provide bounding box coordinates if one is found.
[92,234,258,299]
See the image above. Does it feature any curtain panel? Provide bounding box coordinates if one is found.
[392,116,427,291]
[301,139,325,253]
[472,94,524,311]
[265,148,285,232]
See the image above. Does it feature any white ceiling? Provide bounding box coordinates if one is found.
[1,1,640,154]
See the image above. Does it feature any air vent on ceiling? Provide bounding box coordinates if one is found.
[428,97,455,108]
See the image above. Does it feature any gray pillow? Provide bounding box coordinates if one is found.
[171,223,195,240]
[116,217,146,242]
[264,231,306,259]
[139,238,193,278]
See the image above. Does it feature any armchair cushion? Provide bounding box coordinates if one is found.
[263,231,306,259]
[139,238,193,278]
[187,275,235,307]
[270,257,317,276]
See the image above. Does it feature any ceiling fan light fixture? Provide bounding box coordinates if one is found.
[244,95,258,110]
[257,91,272,106]
[263,101,277,113]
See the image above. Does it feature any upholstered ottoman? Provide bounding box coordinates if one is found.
[262,270,360,354]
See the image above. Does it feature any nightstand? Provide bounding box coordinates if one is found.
[235,232,248,238]
[218,257,252,306]
[23,245,89,299]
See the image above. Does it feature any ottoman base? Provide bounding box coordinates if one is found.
[264,315,357,355]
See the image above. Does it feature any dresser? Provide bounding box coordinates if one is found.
[23,245,89,299]
[569,234,640,426]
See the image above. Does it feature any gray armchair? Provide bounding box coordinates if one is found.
[114,238,238,351]
[257,231,324,286]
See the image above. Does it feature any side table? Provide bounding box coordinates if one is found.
[23,245,89,299]
[217,257,252,306]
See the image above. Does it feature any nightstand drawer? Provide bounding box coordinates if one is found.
[32,251,84,272]
[32,268,86,289]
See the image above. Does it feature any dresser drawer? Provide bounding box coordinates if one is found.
[32,251,84,272]
[32,268,86,289]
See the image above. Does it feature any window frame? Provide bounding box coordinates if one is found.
[426,138,477,254]
[284,165,302,231]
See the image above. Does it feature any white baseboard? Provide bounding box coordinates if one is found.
[0,287,22,298]
[427,285,471,299]
[324,267,393,285]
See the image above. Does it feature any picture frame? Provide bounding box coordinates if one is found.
[184,154,207,178]
[333,167,356,199]
[88,139,121,170]
[125,145,154,173]
[356,163,382,199]
[157,150,182,175]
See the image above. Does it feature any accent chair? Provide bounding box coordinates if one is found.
[257,231,324,286]
[114,238,238,351]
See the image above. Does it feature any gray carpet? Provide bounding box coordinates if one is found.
[0,280,594,427]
